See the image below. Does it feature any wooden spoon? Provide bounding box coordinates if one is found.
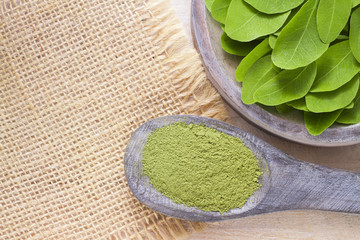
[124,115,360,221]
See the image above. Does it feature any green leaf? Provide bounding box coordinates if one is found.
[336,35,350,41]
[310,41,360,92]
[345,102,355,109]
[205,0,215,11]
[350,7,360,63]
[254,62,317,106]
[241,55,280,104]
[287,98,309,111]
[306,74,360,113]
[269,35,277,49]
[221,32,259,56]
[225,0,290,42]
[272,0,329,70]
[273,5,302,37]
[317,0,352,44]
[275,104,294,114]
[353,0,360,8]
[330,35,350,46]
[336,84,360,123]
[211,0,232,24]
[273,31,281,37]
[304,110,343,136]
[341,22,350,35]
[220,23,226,32]
[243,0,304,14]
[235,38,272,82]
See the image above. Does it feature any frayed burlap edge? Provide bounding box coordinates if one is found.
[144,0,229,121]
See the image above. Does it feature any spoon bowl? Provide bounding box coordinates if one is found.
[124,115,360,221]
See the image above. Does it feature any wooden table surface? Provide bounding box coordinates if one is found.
[170,0,360,239]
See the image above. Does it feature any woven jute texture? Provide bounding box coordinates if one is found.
[0,0,229,239]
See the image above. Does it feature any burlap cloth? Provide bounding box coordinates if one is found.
[0,0,231,239]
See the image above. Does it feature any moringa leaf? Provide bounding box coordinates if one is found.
[341,22,350,35]
[243,0,304,14]
[254,62,317,106]
[345,102,355,109]
[330,35,350,46]
[336,35,350,41]
[221,32,259,56]
[350,7,360,63]
[353,0,360,8]
[287,98,309,111]
[220,23,226,32]
[272,5,302,37]
[272,0,329,70]
[235,38,272,82]
[269,35,277,49]
[337,84,360,124]
[241,55,280,104]
[273,31,281,37]
[310,41,360,92]
[225,0,290,42]
[211,0,232,24]
[275,104,294,114]
[306,74,360,113]
[304,110,343,136]
[317,0,352,44]
[205,0,216,11]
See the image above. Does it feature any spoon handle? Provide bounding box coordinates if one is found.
[256,150,360,214]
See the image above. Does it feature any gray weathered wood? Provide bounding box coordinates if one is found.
[191,0,360,147]
[124,115,360,222]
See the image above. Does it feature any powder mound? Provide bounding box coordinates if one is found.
[142,122,262,213]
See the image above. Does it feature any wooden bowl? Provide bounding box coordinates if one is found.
[191,0,360,147]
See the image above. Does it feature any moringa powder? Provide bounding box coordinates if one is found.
[142,122,262,213]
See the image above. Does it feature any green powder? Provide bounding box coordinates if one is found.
[142,122,262,213]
